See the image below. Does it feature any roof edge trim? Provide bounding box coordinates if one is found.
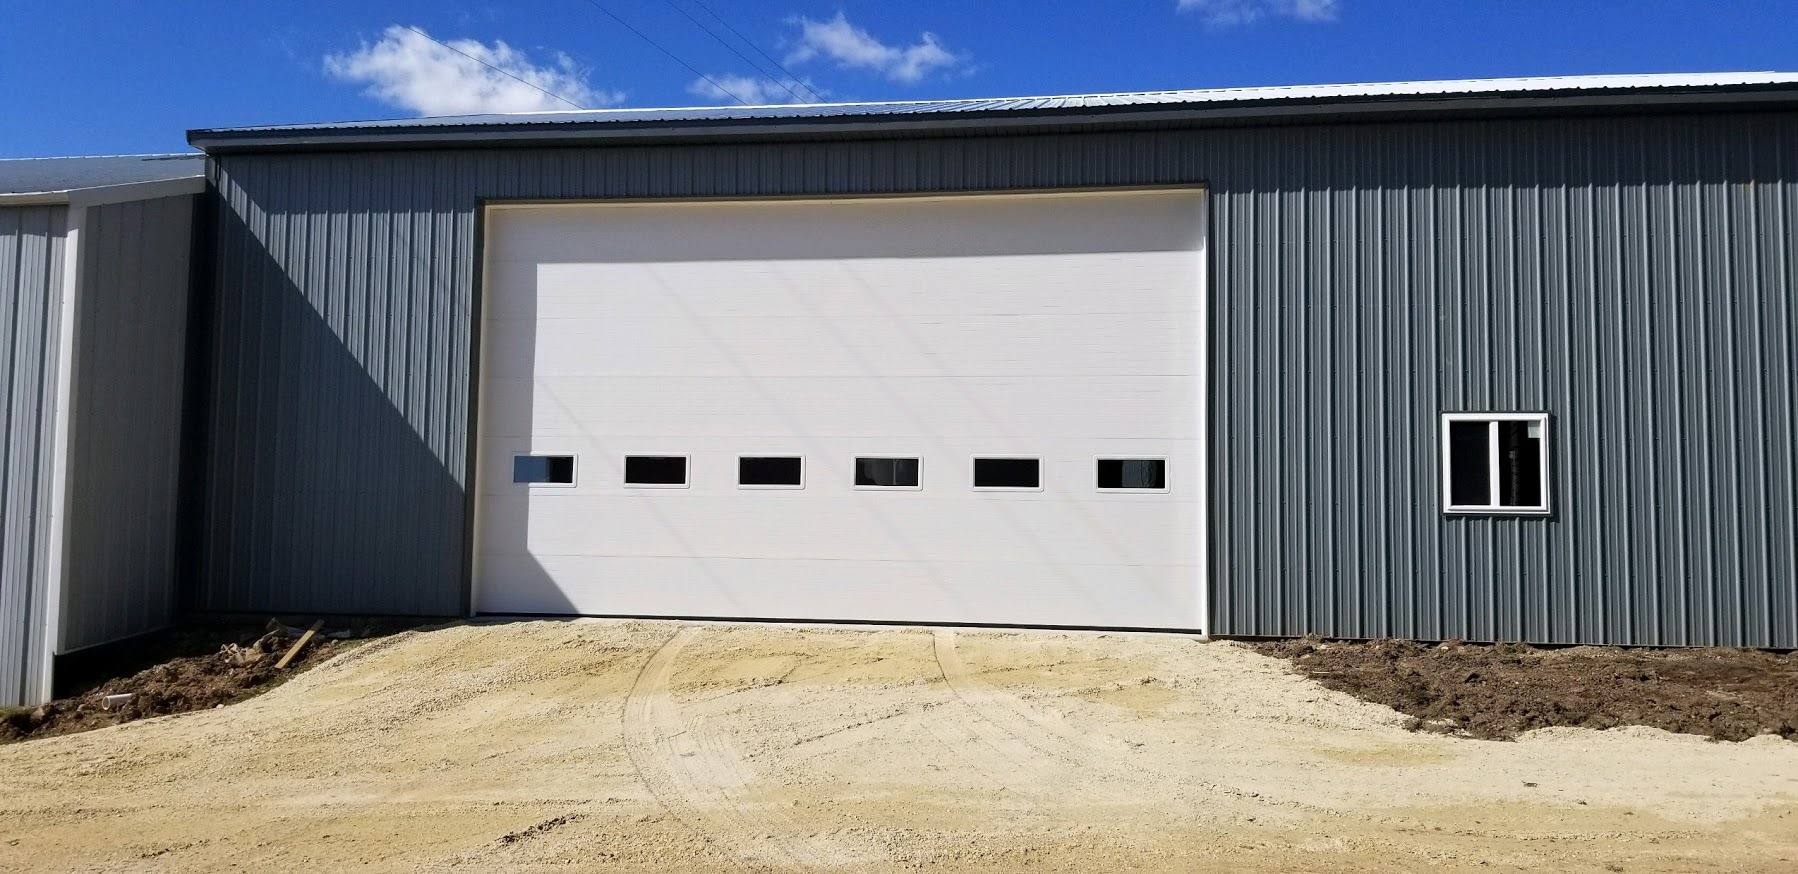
[189,86,1798,152]
[0,176,205,208]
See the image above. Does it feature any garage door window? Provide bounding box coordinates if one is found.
[739,456,805,489]
[972,457,1042,490]
[1441,412,1550,514]
[855,457,921,489]
[513,454,575,486]
[624,455,689,488]
[1097,458,1167,491]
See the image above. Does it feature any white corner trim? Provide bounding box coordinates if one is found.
[36,204,85,701]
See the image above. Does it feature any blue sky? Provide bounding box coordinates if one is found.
[4,1,1796,157]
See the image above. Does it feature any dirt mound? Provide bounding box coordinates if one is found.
[0,626,343,744]
[1256,637,1798,741]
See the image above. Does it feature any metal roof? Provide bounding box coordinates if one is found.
[0,153,203,195]
[189,72,1798,151]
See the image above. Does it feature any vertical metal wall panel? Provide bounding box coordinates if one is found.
[58,194,195,653]
[198,111,1798,645]
[1205,113,1798,646]
[195,153,476,616]
[0,206,66,704]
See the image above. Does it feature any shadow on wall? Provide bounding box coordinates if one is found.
[187,188,519,617]
[467,247,580,615]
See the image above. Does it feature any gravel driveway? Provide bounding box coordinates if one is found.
[3,619,1796,871]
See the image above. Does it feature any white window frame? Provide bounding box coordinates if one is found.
[736,454,806,490]
[970,455,1045,492]
[852,455,923,491]
[512,453,578,488]
[623,454,691,489]
[1439,412,1551,515]
[1095,457,1171,494]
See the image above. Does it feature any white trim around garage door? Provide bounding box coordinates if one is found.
[469,186,1211,634]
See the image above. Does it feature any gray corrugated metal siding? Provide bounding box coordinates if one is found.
[198,111,1798,645]
[58,194,195,652]
[0,206,66,704]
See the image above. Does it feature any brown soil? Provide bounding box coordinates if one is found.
[1,623,368,744]
[1256,637,1798,741]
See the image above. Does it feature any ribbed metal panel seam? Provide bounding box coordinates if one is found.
[0,206,66,704]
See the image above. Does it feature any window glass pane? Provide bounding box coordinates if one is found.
[513,455,574,484]
[855,457,919,487]
[973,458,1040,488]
[1498,420,1543,507]
[624,455,687,485]
[1097,458,1166,490]
[739,456,803,487]
[1447,421,1491,506]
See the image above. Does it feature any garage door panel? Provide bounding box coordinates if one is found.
[477,440,1200,497]
[479,376,1202,440]
[481,553,1197,629]
[475,191,1206,630]
[488,312,1196,379]
[477,492,1200,567]
[486,196,1204,265]
[501,255,1203,323]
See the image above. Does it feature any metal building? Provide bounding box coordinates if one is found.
[0,154,203,704]
[6,73,1797,703]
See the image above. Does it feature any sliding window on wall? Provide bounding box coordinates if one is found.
[1440,413,1550,515]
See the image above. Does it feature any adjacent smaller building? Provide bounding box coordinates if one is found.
[0,154,203,705]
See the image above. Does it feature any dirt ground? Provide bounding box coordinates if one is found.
[1257,638,1798,741]
[2,620,1796,872]
[1,625,349,744]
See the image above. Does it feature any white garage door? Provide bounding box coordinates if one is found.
[473,190,1207,630]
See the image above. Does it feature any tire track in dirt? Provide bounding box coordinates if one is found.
[928,630,1149,806]
[932,629,1358,818]
[622,626,868,870]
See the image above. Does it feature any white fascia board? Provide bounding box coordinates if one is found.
[0,176,204,208]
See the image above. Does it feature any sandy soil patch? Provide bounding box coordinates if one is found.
[2,619,1796,871]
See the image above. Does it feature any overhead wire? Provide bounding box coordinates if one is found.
[578,0,754,106]
[687,0,825,102]
[401,24,587,110]
[659,0,814,104]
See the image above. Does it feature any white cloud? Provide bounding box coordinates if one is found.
[324,25,621,116]
[784,12,964,84]
[1176,0,1340,26]
[686,74,820,105]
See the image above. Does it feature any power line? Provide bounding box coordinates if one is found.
[688,0,825,102]
[660,0,811,104]
[578,0,753,106]
[401,25,587,110]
